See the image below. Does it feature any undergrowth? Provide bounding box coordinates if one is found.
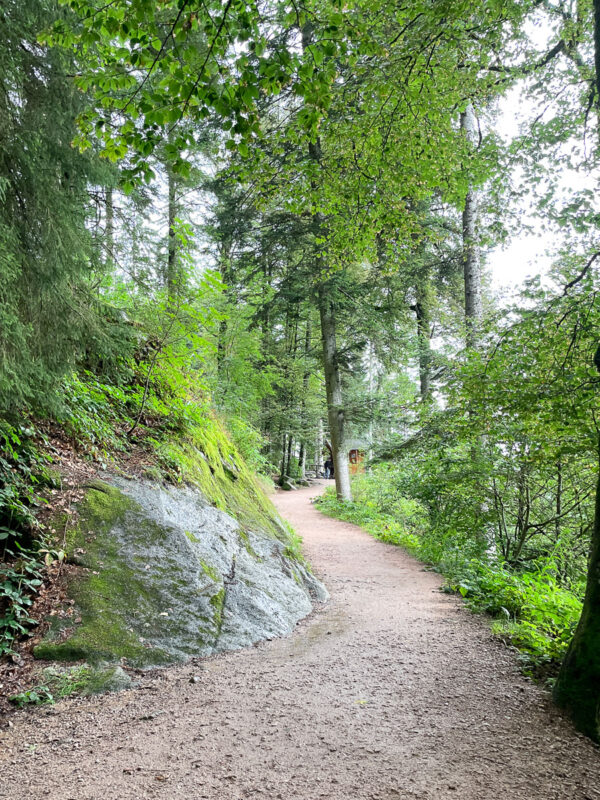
[1,354,280,659]
[316,479,582,681]
[0,421,65,656]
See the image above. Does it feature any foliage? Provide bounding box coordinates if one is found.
[0,422,63,655]
[0,0,128,414]
[9,685,54,708]
[0,0,599,740]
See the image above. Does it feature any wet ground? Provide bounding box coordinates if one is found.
[0,482,599,799]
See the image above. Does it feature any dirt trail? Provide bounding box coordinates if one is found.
[1,482,599,800]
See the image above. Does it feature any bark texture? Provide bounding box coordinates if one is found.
[551,6,600,742]
[105,187,114,271]
[301,23,352,500]
[460,104,482,349]
[413,281,432,401]
[315,418,324,475]
[553,351,600,742]
[319,284,352,501]
[166,159,178,297]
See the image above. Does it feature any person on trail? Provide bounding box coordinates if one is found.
[324,458,334,479]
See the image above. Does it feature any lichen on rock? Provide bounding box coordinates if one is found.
[34,478,327,669]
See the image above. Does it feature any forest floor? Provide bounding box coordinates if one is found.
[1,481,600,800]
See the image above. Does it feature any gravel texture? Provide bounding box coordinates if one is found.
[1,481,599,800]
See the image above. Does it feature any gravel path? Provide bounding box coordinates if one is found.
[1,481,599,800]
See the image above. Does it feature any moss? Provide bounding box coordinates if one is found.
[198,559,220,583]
[154,415,286,540]
[34,641,89,662]
[37,482,208,668]
[64,480,133,559]
[237,528,262,561]
[209,587,226,634]
[282,521,307,565]
[142,465,163,483]
[25,664,133,700]
[35,415,313,672]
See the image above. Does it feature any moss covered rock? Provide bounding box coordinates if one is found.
[34,478,326,668]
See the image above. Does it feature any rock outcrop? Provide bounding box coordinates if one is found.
[34,478,327,668]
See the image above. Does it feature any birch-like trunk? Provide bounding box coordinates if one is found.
[298,441,306,480]
[461,104,482,349]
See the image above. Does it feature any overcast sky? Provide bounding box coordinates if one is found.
[486,81,552,295]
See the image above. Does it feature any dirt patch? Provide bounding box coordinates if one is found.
[0,482,599,800]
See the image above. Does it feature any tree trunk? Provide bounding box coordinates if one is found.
[285,434,294,479]
[553,437,600,741]
[298,316,312,480]
[259,260,273,437]
[461,103,482,349]
[553,344,600,741]
[319,283,352,501]
[216,244,233,374]
[413,281,432,401]
[551,4,600,742]
[278,432,287,486]
[166,158,178,297]
[302,22,351,501]
[366,341,376,460]
[315,418,324,476]
[105,187,114,271]
[298,441,306,480]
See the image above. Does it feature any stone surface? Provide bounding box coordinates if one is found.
[83,664,133,694]
[34,478,327,668]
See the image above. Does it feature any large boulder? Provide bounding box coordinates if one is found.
[34,478,327,668]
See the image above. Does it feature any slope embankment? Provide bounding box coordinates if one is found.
[1,482,599,800]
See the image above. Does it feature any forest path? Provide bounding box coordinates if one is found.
[1,482,600,800]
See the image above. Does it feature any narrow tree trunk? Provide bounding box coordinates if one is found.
[319,284,352,501]
[366,341,375,461]
[413,281,432,401]
[285,434,294,479]
[298,316,312,480]
[461,104,482,349]
[298,441,306,479]
[216,245,233,374]
[260,260,273,437]
[278,432,287,486]
[315,418,324,476]
[556,459,562,542]
[105,187,114,271]
[166,160,178,297]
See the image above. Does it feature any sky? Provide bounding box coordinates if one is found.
[485,17,564,296]
[486,82,552,295]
